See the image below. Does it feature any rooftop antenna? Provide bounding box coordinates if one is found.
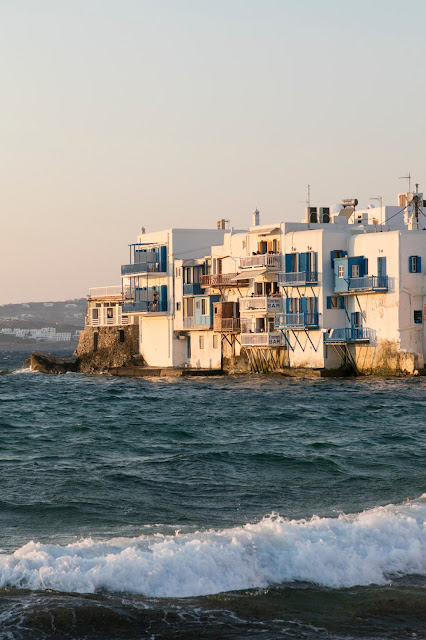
[399,172,411,192]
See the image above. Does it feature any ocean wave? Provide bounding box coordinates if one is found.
[11,366,33,375]
[1,495,426,598]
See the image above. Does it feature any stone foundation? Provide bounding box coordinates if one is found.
[354,340,423,375]
[75,325,142,373]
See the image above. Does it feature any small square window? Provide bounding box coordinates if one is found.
[338,265,344,278]
[352,265,359,278]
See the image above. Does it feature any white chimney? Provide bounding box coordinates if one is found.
[252,208,260,226]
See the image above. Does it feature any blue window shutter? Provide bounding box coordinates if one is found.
[417,257,422,273]
[286,298,291,313]
[327,296,332,309]
[299,297,307,313]
[363,258,368,276]
[409,256,414,273]
[285,254,292,273]
[339,297,345,309]
[330,251,336,268]
[299,253,308,273]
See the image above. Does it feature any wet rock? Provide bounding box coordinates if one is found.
[30,352,80,375]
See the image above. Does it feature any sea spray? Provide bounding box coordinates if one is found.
[1,496,426,597]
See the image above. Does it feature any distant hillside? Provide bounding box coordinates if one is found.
[0,299,86,327]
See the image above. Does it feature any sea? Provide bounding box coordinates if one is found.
[0,349,425,640]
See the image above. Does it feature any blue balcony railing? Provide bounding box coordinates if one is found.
[348,276,388,292]
[122,300,168,314]
[324,328,370,343]
[278,271,319,286]
[275,312,319,329]
[183,283,203,296]
[121,262,167,275]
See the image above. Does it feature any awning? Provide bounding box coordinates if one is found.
[248,225,280,235]
[232,269,267,281]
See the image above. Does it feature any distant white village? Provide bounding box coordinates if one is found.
[78,186,426,375]
[1,327,81,342]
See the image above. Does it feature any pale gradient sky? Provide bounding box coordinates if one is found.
[1,0,425,303]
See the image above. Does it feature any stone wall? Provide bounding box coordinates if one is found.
[75,324,141,373]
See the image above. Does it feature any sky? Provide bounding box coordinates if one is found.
[1,0,425,303]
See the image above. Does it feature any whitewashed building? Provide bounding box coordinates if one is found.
[120,228,230,368]
[83,188,426,374]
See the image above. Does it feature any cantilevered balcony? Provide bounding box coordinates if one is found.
[214,317,240,332]
[241,332,282,347]
[278,271,319,286]
[183,316,212,329]
[347,276,388,293]
[324,328,370,343]
[122,300,167,314]
[275,312,319,330]
[240,254,281,269]
[183,283,203,296]
[239,296,283,313]
[201,273,249,287]
[121,262,167,276]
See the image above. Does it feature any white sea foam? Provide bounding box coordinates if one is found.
[11,366,33,375]
[1,495,426,597]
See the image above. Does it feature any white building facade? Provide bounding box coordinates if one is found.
[83,189,426,374]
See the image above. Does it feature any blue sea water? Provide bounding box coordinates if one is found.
[0,349,426,639]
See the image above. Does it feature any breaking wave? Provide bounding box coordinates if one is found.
[1,495,426,598]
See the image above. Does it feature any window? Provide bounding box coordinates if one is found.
[327,296,344,310]
[175,267,181,277]
[195,301,200,309]
[92,309,99,320]
[213,335,218,349]
[93,332,98,352]
[119,330,125,343]
[107,308,113,319]
[352,265,359,277]
[338,265,344,278]
[201,298,208,315]
[199,336,204,349]
[176,302,181,311]
[184,268,192,284]
[409,256,421,273]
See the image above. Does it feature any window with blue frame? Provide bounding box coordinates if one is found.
[409,256,422,273]
[285,252,318,273]
[327,296,345,309]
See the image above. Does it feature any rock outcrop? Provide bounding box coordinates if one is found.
[30,352,80,374]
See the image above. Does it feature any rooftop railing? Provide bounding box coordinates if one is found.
[88,286,122,298]
[275,312,319,330]
[278,271,319,286]
[240,254,282,269]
